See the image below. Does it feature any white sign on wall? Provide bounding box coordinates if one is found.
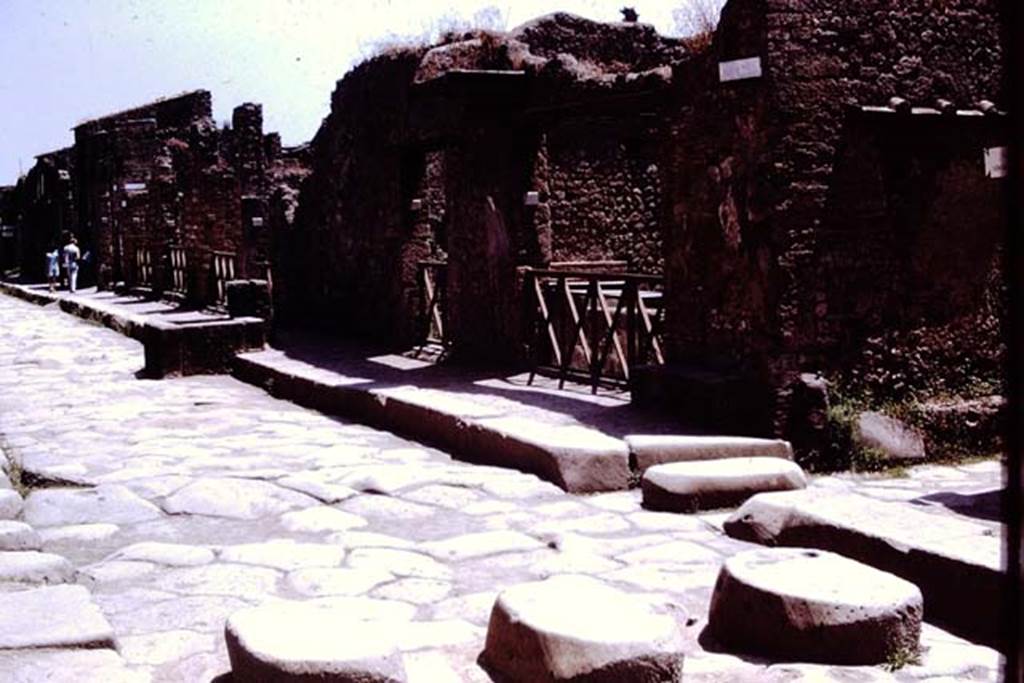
[983,147,1007,179]
[719,57,763,83]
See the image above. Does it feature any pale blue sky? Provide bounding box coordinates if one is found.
[0,1,715,186]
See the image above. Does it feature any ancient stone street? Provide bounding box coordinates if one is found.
[0,294,1005,681]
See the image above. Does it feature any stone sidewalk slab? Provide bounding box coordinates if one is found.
[724,488,1003,647]
[0,584,115,649]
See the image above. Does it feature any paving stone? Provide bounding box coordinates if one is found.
[287,567,394,597]
[389,619,481,651]
[220,539,345,571]
[626,434,793,472]
[401,484,482,510]
[642,457,807,512]
[280,506,368,533]
[0,550,75,584]
[0,470,11,489]
[117,628,218,666]
[108,542,215,566]
[161,478,318,520]
[0,584,115,648]
[276,474,359,504]
[0,648,147,683]
[707,547,922,664]
[402,651,464,683]
[79,560,157,584]
[371,578,453,605]
[419,530,544,561]
[0,520,42,550]
[23,485,161,526]
[225,602,407,682]
[347,548,453,580]
[149,563,282,598]
[0,488,24,519]
[481,575,685,682]
[106,594,253,636]
[723,488,1001,646]
[339,494,438,522]
[616,539,722,565]
[328,531,415,549]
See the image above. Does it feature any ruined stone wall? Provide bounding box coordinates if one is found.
[662,0,1005,433]
[545,117,663,273]
[72,91,283,307]
[285,50,426,339]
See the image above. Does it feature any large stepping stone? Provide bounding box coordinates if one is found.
[0,584,115,649]
[225,602,406,682]
[723,489,1002,647]
[642,457,807,512]
[707,547,922,664]
[481,575,685,682]
[0,551,75,584]
[0,489,23,520]
[626,435,793,472]
[0,521,41,551]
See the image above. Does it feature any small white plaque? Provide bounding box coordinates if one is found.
[124,182,147,192]
[984,147,1007,179]
[251,217,264,227]
[719,57,762,83]
[524,191,540,206]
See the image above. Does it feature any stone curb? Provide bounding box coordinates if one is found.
[231,355,630,493]
[0,283,265,378]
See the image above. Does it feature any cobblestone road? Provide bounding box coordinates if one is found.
[0,294,1003,682]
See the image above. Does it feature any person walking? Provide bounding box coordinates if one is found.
[62,235,81,293]
[45,243,60,292]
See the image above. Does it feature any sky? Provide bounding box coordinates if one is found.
[0,0,723,187]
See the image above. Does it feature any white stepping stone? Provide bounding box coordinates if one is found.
[707,547,923,664]
[626,435,793,472]
[642,457,807,512]
[481,575,685,682]
[0,520,42,550]
[0,551,75,584]
[0,584,115,649]
[225,602,407,682]
[0,489,23,520]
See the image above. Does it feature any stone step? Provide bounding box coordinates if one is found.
[626,435,793,473]
[0,584,115,649]
[225,602,406,682]
[723,489,1003,648]
[707,547,923,664]
[481,575,685,682]
[641,457,807,513]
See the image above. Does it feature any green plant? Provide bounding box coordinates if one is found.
[882,644,922,672]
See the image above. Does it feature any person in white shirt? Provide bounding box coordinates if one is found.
[62,236,81,293]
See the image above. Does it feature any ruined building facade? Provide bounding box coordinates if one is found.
[2,0,1006,444]
[279,0,1005,437]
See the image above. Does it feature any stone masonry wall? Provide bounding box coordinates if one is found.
[662,0,1005,434]
[546,117,663,273]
